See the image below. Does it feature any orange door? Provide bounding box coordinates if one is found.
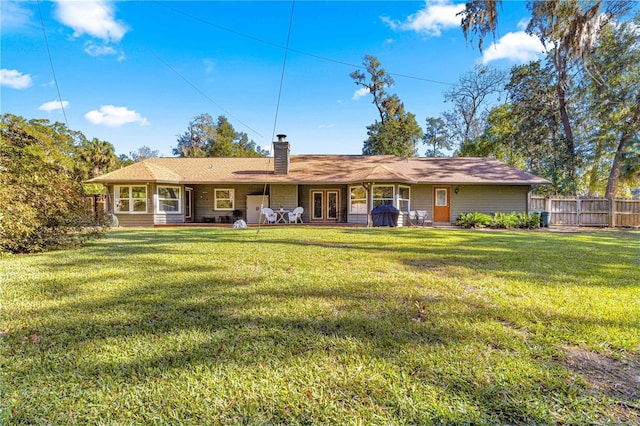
[433,187,450,223]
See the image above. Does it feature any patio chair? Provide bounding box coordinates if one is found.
[288,207,304,224]
[261,207,277,224]
[409,210,418,226]
[416,210,429,226]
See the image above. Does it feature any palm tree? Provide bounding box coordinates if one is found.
[79,138,117,178]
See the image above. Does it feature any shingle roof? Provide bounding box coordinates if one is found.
[89,155,549,185]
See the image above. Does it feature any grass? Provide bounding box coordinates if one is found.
[1,227,639,425]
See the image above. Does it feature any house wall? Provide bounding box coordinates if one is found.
[193,184,265,222]
[107,183,156,227]
[451,185,531,221]
[152,183,186,225]
[270,184,298,211]
[345,184,529,226]
[298,184,347,223]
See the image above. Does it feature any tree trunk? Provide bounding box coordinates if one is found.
[587,141,603,197]
[605,100,640,198]
[554,50,577,193]
[605,136,630,198]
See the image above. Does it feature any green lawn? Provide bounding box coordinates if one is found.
[2,227,639,425]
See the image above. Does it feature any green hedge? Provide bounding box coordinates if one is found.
[457,212,540,229]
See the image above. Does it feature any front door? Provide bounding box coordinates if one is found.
[311,190,339,222]
[433,187,450,223]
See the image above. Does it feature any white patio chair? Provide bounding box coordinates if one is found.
[288,207,304,224]
[261,207,277,224]
[408,210,418,226]
[416,210,428,226]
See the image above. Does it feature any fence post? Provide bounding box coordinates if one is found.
[545,196,552,225]
[609,197,616,228]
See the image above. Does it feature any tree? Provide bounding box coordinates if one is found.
[130,145,160,162]
[0,114,99,253]
[173,114,268,158]
[76,137,117,179]
[507,60,578,193]
[459,0,634,193]
[422,117,450,157]
[442,64,506,150]
[458,104,525,169]
[351,55,422,156]
[583,12,640,197]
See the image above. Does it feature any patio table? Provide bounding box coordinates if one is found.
[275,210,290,223]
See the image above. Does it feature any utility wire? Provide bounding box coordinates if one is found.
[271,1,295,142]
[153,1,454,87]
[149,49,264,139]
[37,0,69,128]
[257,0,296,239]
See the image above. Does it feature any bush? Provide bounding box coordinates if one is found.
[516,212,541,229]
[490,212,519,228]
[457,212,540,230]
[0,114,105,253]
[456,212,492,228]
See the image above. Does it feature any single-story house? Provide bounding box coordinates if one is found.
[89,136,549,227]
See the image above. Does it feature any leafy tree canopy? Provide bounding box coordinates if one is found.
[173,114,268,158]
[0,114,102,253]
[351,55,423,157]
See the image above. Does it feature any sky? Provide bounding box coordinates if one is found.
[1,0,548,157]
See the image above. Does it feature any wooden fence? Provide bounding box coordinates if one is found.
[83,195,105,222]
[529,195,640,227]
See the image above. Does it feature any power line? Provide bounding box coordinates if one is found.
[152,1,455,87]
[270,1,296,142]
[149,49,264,139]
[37,0,69,128]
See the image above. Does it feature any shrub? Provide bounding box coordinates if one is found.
[517,212,541,229]
[490,212,519,228]
[458,212,541,229]
[0,114,105,253]
[456,212,492,228]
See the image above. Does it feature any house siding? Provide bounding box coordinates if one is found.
[298,184,347,223]
[270,184,298,211]
[117,214,155,227]
[106,183,156,227]
[193,184,265,223]
[452,185,531,222]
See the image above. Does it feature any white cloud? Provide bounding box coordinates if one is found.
[482,31,547,64]
[1,1,33,30]
[317,124,335,129]
[84,42,125,60]
[382,0,465,37]
[54,0,128,42]
[352,87,370,101]
[0,68,33,89]
[38,100,69,112]
[203,59,216,75]
[85,105,149,127]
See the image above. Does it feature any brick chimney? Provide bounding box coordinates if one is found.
[273,134,290,175]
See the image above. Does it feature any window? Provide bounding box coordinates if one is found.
[115,185,147,213]
[398,185,411,213]
[157,186,181,213]
[214,189,234,210]
[349,186,367,214]
[435,188,448,206]
[372,185,394,208]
